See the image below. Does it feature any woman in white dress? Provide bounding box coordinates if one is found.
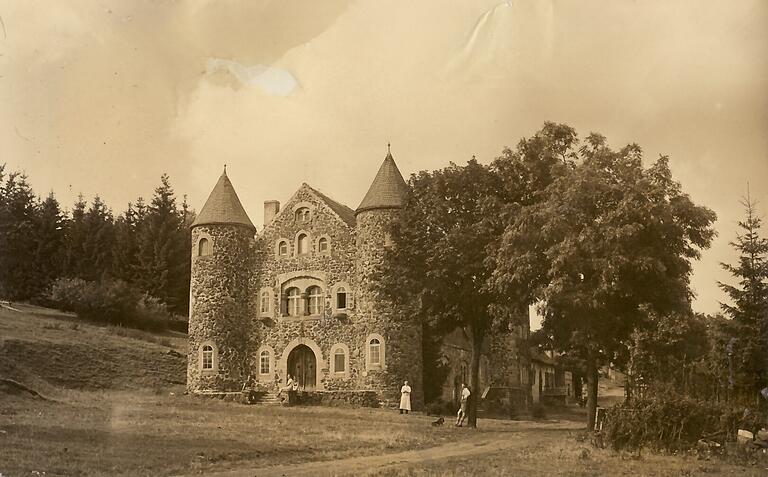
[399,380,412,414]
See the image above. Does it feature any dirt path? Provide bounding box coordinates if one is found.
[197,422,580,477]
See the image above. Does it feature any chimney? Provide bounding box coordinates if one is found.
[264,200,280,226]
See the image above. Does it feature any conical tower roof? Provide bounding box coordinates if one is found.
[191,168,255,231]
[356,148,409,214]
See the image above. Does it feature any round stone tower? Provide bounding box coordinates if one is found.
[355,147,424,409]
[187,168,256,393]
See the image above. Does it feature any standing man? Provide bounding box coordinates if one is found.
[399,380,412,414]
[456,383,470,427]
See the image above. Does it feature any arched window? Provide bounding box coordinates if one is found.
[286,287,302,316]
[307,286,323,315]
[202,345,214,369]
[365,334,385,370]
[259,350,271,374]
[334,348,346,373]
[336,286,347,309]
[200,342,218,373]
[277,240,289,257]
[295,207,311,223]
[369,339,381,366]
[318,237,329,253]
[198,237,211,256]
[297,233,309,255]
[260,290,270,314]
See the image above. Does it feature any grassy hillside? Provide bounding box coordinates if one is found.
[0,303,186,395]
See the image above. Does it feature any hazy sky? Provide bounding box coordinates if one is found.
[2,0,767,320]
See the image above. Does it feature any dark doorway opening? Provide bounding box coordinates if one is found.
[287,344,316,390]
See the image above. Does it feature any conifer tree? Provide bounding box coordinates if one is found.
[718,196,768,401]
[0,167,39,299]
[32,193,67,292]
[136,174,190,314]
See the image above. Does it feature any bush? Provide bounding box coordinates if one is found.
[425,398,456,416]
[44,278,172,331]
[484,399,519,420]
[531,403,547,420]
[604,395,742,452]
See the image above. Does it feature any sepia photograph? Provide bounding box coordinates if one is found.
[0,1,767,475]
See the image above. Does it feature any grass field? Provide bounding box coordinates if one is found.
[1,304,765,476]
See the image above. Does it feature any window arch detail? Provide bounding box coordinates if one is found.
[329,343,350,376]
[332,282,353,312]
[365,333,386,371]
[295,231,311,256]
[316,235,331,255]
[194,233,213,258]
[259,288,273,317]
[257,345,275,376]
[275,238,290,258]
[199,341,218,374]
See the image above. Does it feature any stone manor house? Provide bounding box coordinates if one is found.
[187,149,530,408]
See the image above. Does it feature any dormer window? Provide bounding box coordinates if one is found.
[295,207,311,223]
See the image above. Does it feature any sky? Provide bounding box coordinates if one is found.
[1,0,767,323]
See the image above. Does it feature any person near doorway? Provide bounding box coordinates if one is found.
[399,380,412,414]
[278,374,295,402]
[456,383,470,427]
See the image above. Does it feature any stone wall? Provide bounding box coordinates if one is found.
[187,224,256,392]
[355,208,424,409]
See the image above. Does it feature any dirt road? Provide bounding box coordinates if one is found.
[195,421,582,477]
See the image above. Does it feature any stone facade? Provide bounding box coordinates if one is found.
[187,153,527,409]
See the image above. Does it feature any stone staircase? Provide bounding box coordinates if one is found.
[248,390,282,405]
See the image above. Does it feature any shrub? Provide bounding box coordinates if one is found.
[484,399,519,420]
[531,403,547,420]
[44,278,172,331]
[603,395,742,452]
[425,398,455,416]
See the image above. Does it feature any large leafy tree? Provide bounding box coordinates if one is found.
[376,123,578,427]
[491,133,716,428]
[718,196,768,402]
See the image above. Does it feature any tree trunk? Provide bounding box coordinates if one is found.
[467,324,483,428]
[586,357,599,430]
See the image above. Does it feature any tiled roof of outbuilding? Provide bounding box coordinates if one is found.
[191,170,255,231]
[356,151,410,214]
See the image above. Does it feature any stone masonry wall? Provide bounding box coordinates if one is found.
[187,224,256,392]
[355,208,424,409]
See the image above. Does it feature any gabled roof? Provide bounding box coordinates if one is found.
[356,151,410,214]
[191,170,255,231]
[305,185,357,227]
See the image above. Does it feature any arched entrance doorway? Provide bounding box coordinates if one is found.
[287,344,316,390]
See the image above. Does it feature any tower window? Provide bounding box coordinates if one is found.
[308,286,323,315]
[260,290,270,314]
[286,287,302,317]
[198,237,211,257]
[259,350,271,374]
[318,237,329,253]
[295,207,311,223]
[336,287,347,309]
[201,343,217,371]
[334,348,346,373]
[297,233,309,255]
[369,339,381,366]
